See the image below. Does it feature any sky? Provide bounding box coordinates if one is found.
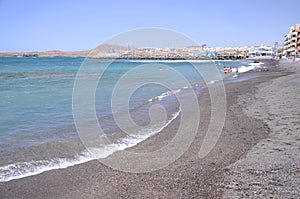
[1,0,300,51]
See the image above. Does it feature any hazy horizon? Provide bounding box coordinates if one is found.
[0,43,283,53]
[1,0,300,52]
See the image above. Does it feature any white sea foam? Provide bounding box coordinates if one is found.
[148,89,181,102]
[249,62,264,66]
[209,79,220,84]
[0,154,94,182]
[0,109,181,182]
[237,62,263,73]
[89,108,181,158]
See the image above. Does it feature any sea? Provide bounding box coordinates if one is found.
[0,57,262,182]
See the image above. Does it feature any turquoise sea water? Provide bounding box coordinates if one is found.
[0,57,255,181]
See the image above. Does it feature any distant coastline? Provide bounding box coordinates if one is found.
[0,50,90,58]
[0,51,244,60]
[0,44,253,60]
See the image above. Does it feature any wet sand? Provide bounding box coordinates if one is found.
[0,59,296,198]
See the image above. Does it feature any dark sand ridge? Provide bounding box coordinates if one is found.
[0,59,291,198]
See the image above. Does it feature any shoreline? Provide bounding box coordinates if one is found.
[0,59,293,198]
[0,58,257,183]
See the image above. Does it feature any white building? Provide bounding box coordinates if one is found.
[283,24,300,55]
[247,46,274,57]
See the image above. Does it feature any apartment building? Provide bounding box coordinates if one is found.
[284,24,300,55]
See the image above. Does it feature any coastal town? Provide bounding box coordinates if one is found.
[1,24,299,60]
[0,44,282,60]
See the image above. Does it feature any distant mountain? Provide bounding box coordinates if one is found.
[0,44,132,58]
[0,50,90,57]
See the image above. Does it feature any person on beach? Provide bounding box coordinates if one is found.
[223,66,227,74]
[236,67,238,74]
[228,66,232,73]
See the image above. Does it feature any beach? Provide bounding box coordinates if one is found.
[222,59,300,198]
[0,59,299,198]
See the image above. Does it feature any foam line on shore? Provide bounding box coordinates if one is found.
[0,60,264,183]
[0,109,181,183]
[0,154,94,182]
[148,89,182,102]
[238,62,264,73]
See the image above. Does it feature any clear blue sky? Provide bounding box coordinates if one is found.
[1,0,300,51]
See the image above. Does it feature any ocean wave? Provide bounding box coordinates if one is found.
[148,89,181,102]
[89,108,180,157]
[0,153,94,182]
[238,63,263,73]
[249,62,264,66]
[208,79,220,84]
[0,109,181,182]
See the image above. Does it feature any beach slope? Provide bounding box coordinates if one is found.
[222,60,300,198]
